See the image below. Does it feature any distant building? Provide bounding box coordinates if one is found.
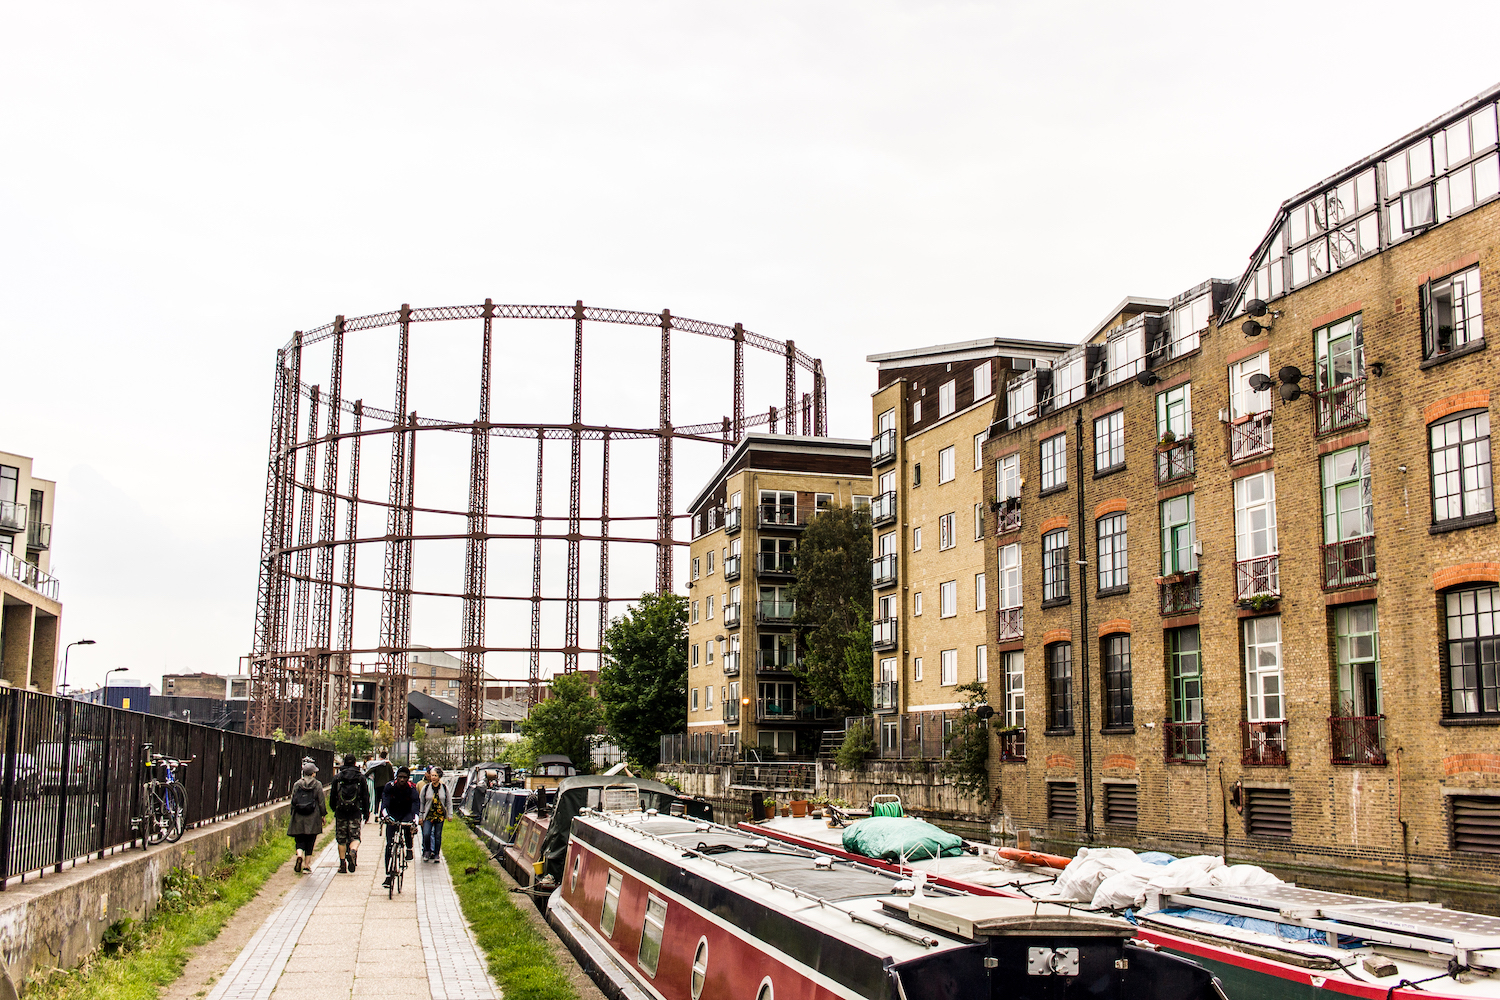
[0,449,61,693]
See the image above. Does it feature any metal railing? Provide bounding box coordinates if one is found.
[722,653,740,677]
[871,553,898,588]
[873,680,898,711]
[0,688,332,889]
[999,728,1026,762]
[1159,574,1201,616]
[0,502,25,533]
[843,711,957,761]
[1322,535,1376,590]
[997,606,1023,641]
[1156,439,1195,485]
[26,523,50,552]
[1229,412,1273,462]
[723,603,741,628]
[757,552,797,575]
[1235,555,1280,600]
[1315,377,1368,435]
[732,760,815,790]
[872,429,897,466]
[872,617,897,651]
[724,555,741,581]
[659,732,739,766]
[871,491,897,526]
[725,506,742,533]
[756,700,834,723]
[757,649,799,671]
[1164,720,1207,763]
[757,600,795,622]
[1241,720,1288,766]
[1330,715,1386,765]
[758,504,806,529]
[995,499,1021,534]
[0,549,59,602]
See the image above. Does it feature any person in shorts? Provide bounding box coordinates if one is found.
[328,754,370,873]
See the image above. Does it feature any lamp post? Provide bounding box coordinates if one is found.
[103,667,130,707]
[60,639,96,696]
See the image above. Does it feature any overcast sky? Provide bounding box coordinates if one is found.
[5,2,1498,693]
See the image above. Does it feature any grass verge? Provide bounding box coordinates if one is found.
[27,823,330,1000]
[443,824,581,1000]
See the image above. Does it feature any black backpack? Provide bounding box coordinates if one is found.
[291,783,320,815]
[334,774,365,812]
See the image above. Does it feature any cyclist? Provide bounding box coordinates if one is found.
[328,754,370,874]
[379,765,418,888]
[287,762,327,875]
[418,766,452,862]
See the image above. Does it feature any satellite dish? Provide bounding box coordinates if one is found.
[1246,299,1269,317]
[1247,373,1273,391]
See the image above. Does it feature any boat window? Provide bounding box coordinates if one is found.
[638,895,668,978]
[690,937,708,999]
[756,978,774,1000]
[601,870,623,937]
[570,851,582,892]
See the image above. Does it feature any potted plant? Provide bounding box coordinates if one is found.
[1238,593,1279,613]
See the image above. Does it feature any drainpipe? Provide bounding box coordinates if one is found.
[1074,408,1095,842]
[1396,745,1411,897]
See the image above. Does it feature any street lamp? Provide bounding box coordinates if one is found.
[60,639,96,696]
[104,667,130,707]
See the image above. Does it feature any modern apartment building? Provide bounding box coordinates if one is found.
[959,84,1500,881]
[0,450,61,693]
[684,434,871,761]
[866,340,1065,755]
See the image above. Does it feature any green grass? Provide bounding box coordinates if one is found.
[442,824,581,1000]
[27,825,330,1000]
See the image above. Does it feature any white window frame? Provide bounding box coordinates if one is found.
[912,526,922,551]
[691,688,699,712]
[975,573,986,611]
[974,502,985,540]
[996,453,1020,501]
[912,399,922,423]
[939,446,955,484]
[1229,352,1271,421]
[913,591,923,616]
[1243,616,1284,722]
[940,649,958,686]
[913,657,923,682]
[976,644,988,683]
[999,543,1022,609]
[938,512,955,550]
[938,379,956,418]
[974,432,985,471]
[1233,472,1279,562]
[1003,651,1025,727]
[973,361,993,400]
[1040,434,1067,491]
[939,580,957,618]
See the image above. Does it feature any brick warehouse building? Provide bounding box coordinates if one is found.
[874,83,1500,885]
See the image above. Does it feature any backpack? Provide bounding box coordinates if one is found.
[291,782,319,816]
[334,774,365,812]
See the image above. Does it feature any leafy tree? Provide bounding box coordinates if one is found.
[836,720,876,770]
[374,719,395,753]
[298,729,334,751]
[941,681,992,802]
[521,672,604,774]
[790,503,874,715]
[597,591,688,768]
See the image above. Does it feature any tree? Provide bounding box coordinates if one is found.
[789,503,874,715]
[941,681,992,802]
[521,672,604,774]
[374,719,395,753]
[597,591,688,768]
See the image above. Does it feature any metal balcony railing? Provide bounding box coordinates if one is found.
[732,761,815,790]
[872,429,897,466]
[999,728,1026,762]
[757,600,795,623]
[872,617,897,651]
[723,603,741,628]
[757,649,800,671]
[26,522,50,551]
[1159,574,1202,616]
[0,501,26,533]
[1241,720,1288,766]
[1156,438,1195,485]
[723,554,741,581]
[995,498,1021,534]
[1322,535,1376,590]
[724,703,739,724]
[757,552,797,575]
[758,504,804,529]
[725,506,742,533]
[757,700,826,722]
[1164,720,1207,763]
[1234,554,1279,600]
[871,491,897,526]
[873,680,898,711]
[1,548,59,601]
[1229,412,1273,462]
[1315,377,1368,435]
[1329,715,1386,766]
[871,553,898,588]
[722,653,740,677]
[997,606,1023,641]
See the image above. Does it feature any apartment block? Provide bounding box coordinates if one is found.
[0,450,61,693]
[867,340,1064,755]
[959,84,1500,881]
[684,434,871,760]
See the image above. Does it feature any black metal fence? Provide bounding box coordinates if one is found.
[0,688,334,889]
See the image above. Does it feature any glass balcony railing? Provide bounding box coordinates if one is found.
[725,506,742,533]
[757,552,797,575]
[26,522,51,551]
[757,649,799,671]
[0,501,26,533]
[871,491,897,526]
[723,554,741,581]
[873,680,898,711]
[0,548,59,601]
[872,429,897,465]
[723,603,741,628]
[722,653,740,677]
[758,504,804,529]
[757,600,795,622]
[872,617,897,651]
[871,553,897,588]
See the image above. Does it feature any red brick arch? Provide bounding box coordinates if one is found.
[1102,754,1137,771]
[1443,753,1500,776]
[1094,497,1128,520]
[1039,515,1069,535]
[1046,754,1075,770]
[1043,628,1073,645]
[1433,563,1500,591]
[1097,619,1130,637]
[1424,390,1492,426]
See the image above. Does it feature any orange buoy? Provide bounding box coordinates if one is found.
[995,847,1071,870]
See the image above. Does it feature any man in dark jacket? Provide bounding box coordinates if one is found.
[287,762,327,875]
[379,765,419,887]
[328,754,370,874]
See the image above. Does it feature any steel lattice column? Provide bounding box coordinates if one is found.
[336,401,362,724]
[528,429,544,708]
[813,359,826,437]
[564,301,584,674]
[722,417,731,462]
[784,340,796,435]
[460,302,493,735]
[379,306,412,737]
[733,323,745,443]
[655,310,673,594]
[310,318,344,731]
[598,429,611,668]
[769,405,778,435]
[270,334,304,736]
[290,385,321,737]
[801,392,812,436]
[250,348,290,735]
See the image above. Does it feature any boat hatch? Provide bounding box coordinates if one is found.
[891,896,1134,941]
[1169,885,1500,969]
[600,784,639,813]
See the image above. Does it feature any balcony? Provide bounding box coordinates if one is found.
[724,702,740,725]
[994,497,1021,534]
[1315,377,1368,435]
[999,728,1026,762]
[756,700,834,723]
[757,649,800,672]
[1156,438,1195,485]
[1234,555,1280,600]
[725,506,742,534]
[0,548,59,602]
[722,652,740,677]
[724,554,741,581]
[1241,720,1288,767]
[871,553,898,589]
[1229,412,1274,462]
[872,428,897,466]
[723,603,741,628]
[1322,535,1376,590]
[873,680,898,711]
[0,501,25,534]
[26,522,50,551]
[758,504,805,530]
[872,617,897,651]
[871,491,897,527]
[757,600,795,623]
[1159,573,1201,616]
[997,606,1023,641]
[1329,715,1386,766]
[1164,720,1207,763]
[757,552,797,576]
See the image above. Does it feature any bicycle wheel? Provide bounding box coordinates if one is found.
[385,833,398,898]
[145,785,167,845]
[163,782,187,843]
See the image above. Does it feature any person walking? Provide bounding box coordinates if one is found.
[328,754,370,874]
[418,766,453,862]
[379,765,419,888]
[287,762,327,875]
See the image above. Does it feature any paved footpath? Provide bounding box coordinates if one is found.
[205,829,499,1000]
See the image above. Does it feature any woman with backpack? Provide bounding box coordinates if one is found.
[328,754,370,873]
[288,762,327,874]
[418,767,453,862]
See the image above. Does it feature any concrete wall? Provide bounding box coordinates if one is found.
[0,800,292,995]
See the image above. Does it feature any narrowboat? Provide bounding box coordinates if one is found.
[743,808,1500,1000]
[546,803,1226,1000]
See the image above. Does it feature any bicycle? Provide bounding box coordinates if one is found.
[383,819,415,898]
[137,743,191,846]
